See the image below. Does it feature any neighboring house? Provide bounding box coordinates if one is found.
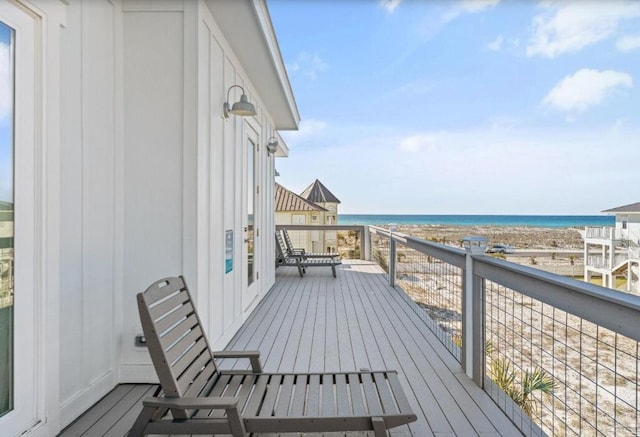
[0,1,299,435]
[275,180,341,253]
[584,202,640,293]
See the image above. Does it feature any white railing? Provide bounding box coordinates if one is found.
[615,254,630,268]
[585,226,613,239]
[586,254,610,269]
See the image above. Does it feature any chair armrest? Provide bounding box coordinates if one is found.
[213,350,263,373]
[143,396,239,410]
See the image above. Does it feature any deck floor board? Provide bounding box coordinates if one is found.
[59,260,522,437]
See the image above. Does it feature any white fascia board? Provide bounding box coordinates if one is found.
[205,0,300,131]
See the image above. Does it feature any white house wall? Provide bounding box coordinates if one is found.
[119,1,187,382]
[58,0,121,427]
[4,0,285,433]
[119,0,280,382]
[615,214,640,243]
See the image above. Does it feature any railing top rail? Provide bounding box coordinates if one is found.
[474,254,640,342]
[277,224,366,232]
[368,225,390,235]
[368,226,466,268]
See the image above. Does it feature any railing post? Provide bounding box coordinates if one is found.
[362,226,371,261]
[461,236,488,385]
[389,225,397,287]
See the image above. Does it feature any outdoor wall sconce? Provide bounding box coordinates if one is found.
[223,85,256,118]
[266,137,279,155]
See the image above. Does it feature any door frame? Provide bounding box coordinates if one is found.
[0,3,40,435]
[0,1,63,435]
[242,119,260,310]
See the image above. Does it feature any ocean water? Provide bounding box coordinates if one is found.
[338,214,614,228]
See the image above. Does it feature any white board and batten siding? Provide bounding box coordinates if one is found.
[119,0,281,385]
[7,0,288,434]
[58,0,122,429]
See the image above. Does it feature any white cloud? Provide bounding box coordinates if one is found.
[398,134,438,153]
[380,0,402,14]
[394,78,434,95]
[0,42,12,120]
[459,0,501,13]
[444,0,501,23]
[487,35,504,51]
[287,52,328,81]
[277,123,640,214]
[616,35,640,52]
[543,69,633,112]
[282,119,327,144]
[527,1,640,58]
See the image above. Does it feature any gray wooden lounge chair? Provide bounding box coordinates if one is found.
[129,276,417,437]
[280,228,339,259]
[276,232,341,277]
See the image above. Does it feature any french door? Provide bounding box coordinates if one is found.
[243,123,260,308]
[0,3,39,435]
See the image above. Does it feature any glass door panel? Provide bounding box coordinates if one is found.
[0,4,38,434]
[246,138,255,286]
[0,19,15,419]
[243,123,259,308]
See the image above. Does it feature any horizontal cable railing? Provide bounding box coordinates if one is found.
[478,258,640,436]
[370,226,465,360]
[368,226,640,437]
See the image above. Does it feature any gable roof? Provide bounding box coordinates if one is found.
[275,183,327,212]
[300,179,341,204]
[603,202,640,214]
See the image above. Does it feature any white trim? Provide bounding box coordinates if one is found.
[0,4,38,436]
[0,1,65,435]
[58,370,115,429]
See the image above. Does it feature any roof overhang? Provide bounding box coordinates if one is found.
[274,131,289,157]
[205,0,300,131]
[602,202,640,214]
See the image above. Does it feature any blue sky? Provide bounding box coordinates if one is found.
[0,23,12,204]
[269,0,640,215]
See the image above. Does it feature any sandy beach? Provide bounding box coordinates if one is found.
[393,224,584,250]
[391,224,587,277]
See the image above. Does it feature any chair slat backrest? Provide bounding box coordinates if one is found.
[137,276,218,418]
[281,229,296,255]
[275,232,289,259]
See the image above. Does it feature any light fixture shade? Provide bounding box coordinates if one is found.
[231,94,257,116]
[266,137,279,154]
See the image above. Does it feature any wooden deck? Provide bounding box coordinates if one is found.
[59,260,522,436]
